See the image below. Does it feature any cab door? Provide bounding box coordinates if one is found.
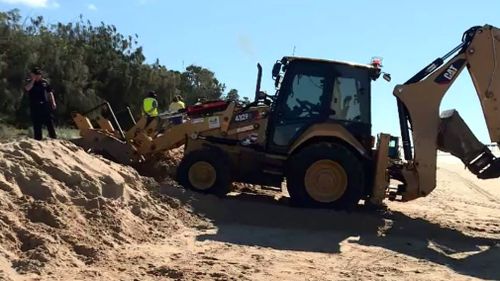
[266,61,334,155]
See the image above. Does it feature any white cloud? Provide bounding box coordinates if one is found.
[0,0,59,8]
[237,34,256,60]
[87,3,97,10]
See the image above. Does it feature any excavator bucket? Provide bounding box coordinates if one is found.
[438,110,500,179]
[391,25,500,201]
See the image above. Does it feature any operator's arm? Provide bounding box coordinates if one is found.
[24,79,35,92]
[45,81,56,110]
[47,91,56,110]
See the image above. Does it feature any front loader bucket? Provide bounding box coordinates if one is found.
[71,130,143,165]
[71,102,145,165]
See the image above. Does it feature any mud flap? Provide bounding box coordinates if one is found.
[437,109,500,179]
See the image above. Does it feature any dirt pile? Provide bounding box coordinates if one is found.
[134,147,184,182]
[0,139,204,278]
[2,139,499,281]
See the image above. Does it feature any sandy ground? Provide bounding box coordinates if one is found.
[1,140,499,281]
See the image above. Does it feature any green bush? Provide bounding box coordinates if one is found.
[0,10,227,127]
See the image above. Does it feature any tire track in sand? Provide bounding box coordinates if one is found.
[440,167,500,205]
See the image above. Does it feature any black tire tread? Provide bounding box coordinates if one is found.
[176,149,232,196]
[286,142,365,210]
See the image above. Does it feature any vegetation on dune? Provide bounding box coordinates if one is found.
[0,9,239,127]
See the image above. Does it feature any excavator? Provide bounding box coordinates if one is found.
[72,24,500,209]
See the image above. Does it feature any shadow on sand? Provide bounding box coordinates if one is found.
[160,186,500,280]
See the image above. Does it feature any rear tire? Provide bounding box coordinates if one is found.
[286,142,366,210]
[176,149,232,196]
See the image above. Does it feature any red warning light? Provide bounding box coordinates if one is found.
[371,57,383,68]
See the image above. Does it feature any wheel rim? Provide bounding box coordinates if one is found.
[188,161,217,190]
[304,159,348,203]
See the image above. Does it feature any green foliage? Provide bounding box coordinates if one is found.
[225,89,239,102]
[241,96,251,105]
[0,10,229,125]
[180,65,226,105]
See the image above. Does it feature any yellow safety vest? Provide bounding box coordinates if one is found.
[143,97,158,117]
[169,101,185,113]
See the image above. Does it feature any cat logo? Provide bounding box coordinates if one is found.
[434,59,466,85]
[443,65,458,80]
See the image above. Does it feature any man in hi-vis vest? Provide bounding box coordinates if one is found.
[143,91,158,125]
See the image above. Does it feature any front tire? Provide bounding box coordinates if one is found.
[176,149,232,196]
[286,142,366,210]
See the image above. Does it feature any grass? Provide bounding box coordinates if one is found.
[0,123,79,141]
[0,124,26,140]
[55,127,80,140]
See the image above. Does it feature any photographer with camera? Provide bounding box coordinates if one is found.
[24,67,57,140]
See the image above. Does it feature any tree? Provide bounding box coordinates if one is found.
[0,10,229,125]
[180,65,226,105]
[241,96,251,106]
[225,89,239,102]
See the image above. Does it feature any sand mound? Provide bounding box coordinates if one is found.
[2,138,499,280]
[0,139,204,276]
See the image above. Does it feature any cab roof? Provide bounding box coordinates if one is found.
[282,56,378,71]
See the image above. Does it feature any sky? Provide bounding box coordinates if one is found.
[1,0,499,142]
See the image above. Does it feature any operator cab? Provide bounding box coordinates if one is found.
[265,56,382,155]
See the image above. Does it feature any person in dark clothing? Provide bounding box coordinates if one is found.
[24,67,57,140]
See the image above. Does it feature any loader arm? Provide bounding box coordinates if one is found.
[134,102,237,156]
[393,25,500,201]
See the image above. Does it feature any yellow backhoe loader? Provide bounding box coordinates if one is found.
[72,24,500,210]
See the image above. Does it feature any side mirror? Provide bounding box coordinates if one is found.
[383,73,391,82]
[258,91,267,100]
[272,61,281,79]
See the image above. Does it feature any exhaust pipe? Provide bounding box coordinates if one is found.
[254,63,262,102]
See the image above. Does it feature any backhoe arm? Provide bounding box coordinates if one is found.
[393,25,500,201]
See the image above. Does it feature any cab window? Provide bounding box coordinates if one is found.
[330,67,370,123]
[282,73,327,120]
